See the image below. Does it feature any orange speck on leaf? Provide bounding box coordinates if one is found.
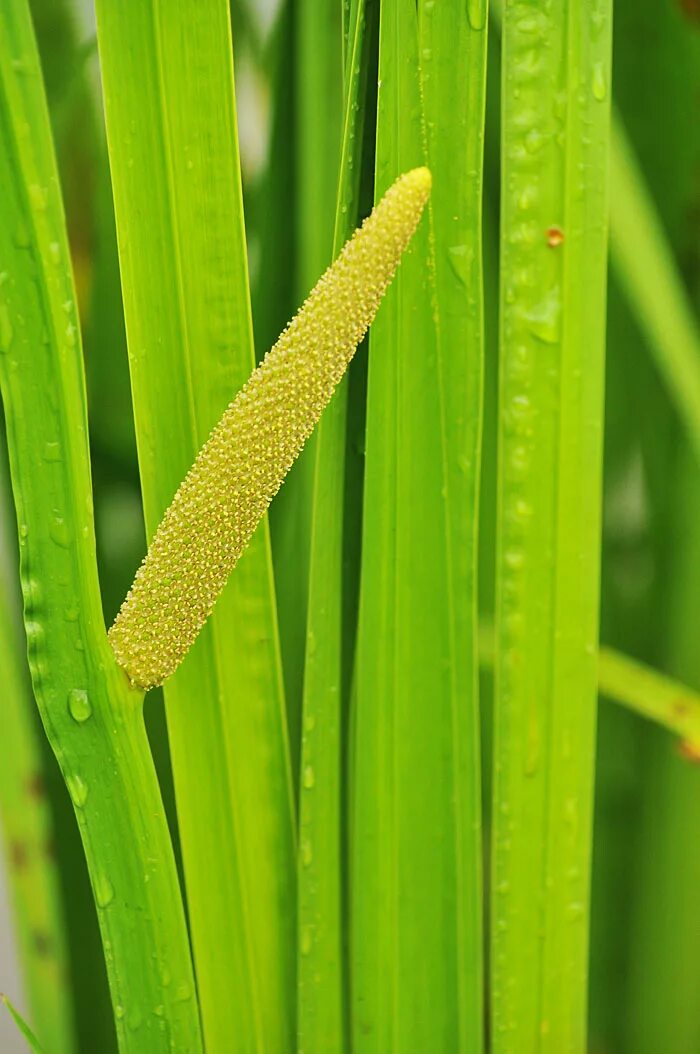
[546,226,564,248]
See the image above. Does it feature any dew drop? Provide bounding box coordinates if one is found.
[67,689,92,723]
[43,441,62,462]
[175,982,191,1003]
[592,62,607,101]
[95,873,114,908]
[303,765,315,790]
[49,242,61,265]
[524,128,544,154]
[127,1007,143,1032]
[115,1005,125,1021]
[66,773,88,808]
[467,0,486,30]
[525,288,560,344]
[300,926,313,955]
[0,305,13,353]
[29,184,47,212]
[504,549,524,571]
[49,515,71,548]
[447,243,471,286]
[301,839,313,867]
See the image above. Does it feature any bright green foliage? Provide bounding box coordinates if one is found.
[418,1,488,1042]
[0,4,200,1052]
[93,2,296,1051]
[1,1,700,1053]
[351,1,485,1050]
[492,3,612,1051]
[297,0,371,1048]
[272,0,345,760]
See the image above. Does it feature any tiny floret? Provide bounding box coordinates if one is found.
[108,168,432,689]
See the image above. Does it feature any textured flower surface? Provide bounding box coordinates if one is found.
[109,167,432,689]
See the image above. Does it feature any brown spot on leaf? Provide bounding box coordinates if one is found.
[546,226,564,248]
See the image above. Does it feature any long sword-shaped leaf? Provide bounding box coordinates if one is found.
[418,1,488,1046]
[0,6,200,1051]
[609,115,700,462]
[94,2,296,1050]
[492,1,612,1050]
[352,0,483,1048]
[269,0,345,761]
[1,994,44,1054]
[298,0,374,1047]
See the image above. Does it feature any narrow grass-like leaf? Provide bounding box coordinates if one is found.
[418,2,488,1046]
[269,0,345,750]
[298,0,372,1046]
[30,8,133,1048]
[598,647,700,748]
[0,575,74,1053]
[94,2,296,1049]
[1,993,44,1053]
[492,2,612,1051]
[0,6,200,1051]
[609,115,700,461]
[352,1,482,1048]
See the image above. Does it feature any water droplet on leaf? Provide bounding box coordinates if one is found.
[67,689,92,723]
[67,774,88,808]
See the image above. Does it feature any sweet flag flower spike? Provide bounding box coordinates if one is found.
[108,167,432,689]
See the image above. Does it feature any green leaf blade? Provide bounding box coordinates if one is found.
[297,1,370,1050]
[2,993,45,1053]
[94,2,296,1050]
[492,1,612,1049]
[352,2,485,1050]
[0,5,200,1051]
